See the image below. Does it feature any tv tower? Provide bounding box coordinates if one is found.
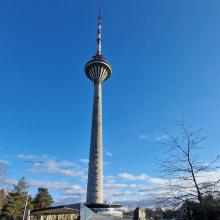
[84,10,112,204]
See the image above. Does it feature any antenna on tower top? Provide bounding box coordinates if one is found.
[96,9,102,57]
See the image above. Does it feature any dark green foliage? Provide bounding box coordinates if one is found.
[180,198,220,220]
[0,178,53,219]
[3,177,33,220]
[33,188,53,210]
[163,208,179,218]
[142,196,220,220]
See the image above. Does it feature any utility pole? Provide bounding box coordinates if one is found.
[22,160,42,220]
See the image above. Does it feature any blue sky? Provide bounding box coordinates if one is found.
[0,0,220,206]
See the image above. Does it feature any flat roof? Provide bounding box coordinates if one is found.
[31,204,80,215]
[85,203,122,208]
[31,203,122,215]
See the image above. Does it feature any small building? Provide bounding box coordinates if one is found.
[30,203,123,220]
[30,204,80,220]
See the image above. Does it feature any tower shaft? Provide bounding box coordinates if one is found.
[86,80,103,204]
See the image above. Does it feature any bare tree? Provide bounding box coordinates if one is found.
[158,120,220,208]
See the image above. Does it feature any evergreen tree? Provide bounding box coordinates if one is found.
[33,188,53,209]
[3,177,32,220]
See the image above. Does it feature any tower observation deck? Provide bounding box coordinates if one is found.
[84,11,112,205]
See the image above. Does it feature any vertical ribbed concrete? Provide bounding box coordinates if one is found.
[84,12,112,205]
[86,80,103,204]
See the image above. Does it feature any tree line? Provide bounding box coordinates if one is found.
[147,199,220,220]
[0,177,53,220]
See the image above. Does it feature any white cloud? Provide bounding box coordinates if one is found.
[118,173,149,181]
[106,152,113,157]
[16,154,82,177]
[3,178,86,201]
[11,154,220,207]
[137,133,170,142]
[47,160,76,168]
[138,134,149,141]
[80,159,89,164]
[5,170,219,208]
[103,169,219,206]
[0,160,9,165]
[154,134,169,142]
[105,175,115,180]
[17,154,38,160]
[30,180,86,204]
[31,180,84,191]
[16,154,50,161]
[1,178,17,186]
[105,183,129,190]
[32,159,84,177]
[40,169,83,177]
[148,177,167,185]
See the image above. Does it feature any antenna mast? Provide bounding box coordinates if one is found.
[96,9,102,56]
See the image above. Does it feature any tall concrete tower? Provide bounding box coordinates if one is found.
[84,11,112,205]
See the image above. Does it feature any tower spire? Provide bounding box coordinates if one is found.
[96,9,102,56]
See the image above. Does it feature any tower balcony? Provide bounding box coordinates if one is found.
[84,57,112,82]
